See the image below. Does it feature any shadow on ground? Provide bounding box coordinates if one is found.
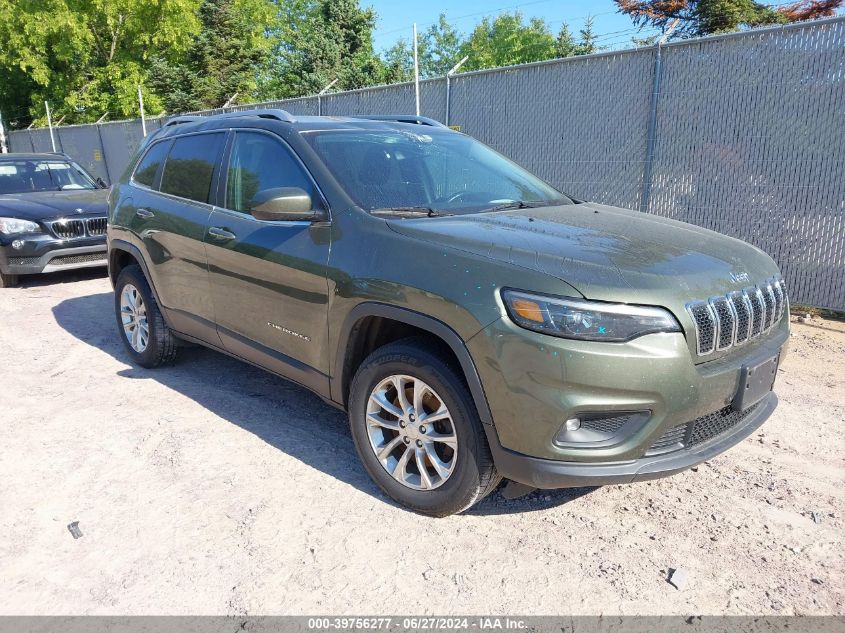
[51,287,596,516]
[18,266,109,288]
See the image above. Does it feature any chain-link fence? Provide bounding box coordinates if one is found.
[6,17,845,309]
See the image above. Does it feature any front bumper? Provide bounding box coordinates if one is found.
[0,235,107,275]
[466,314,789,484]
[485,391,776,488]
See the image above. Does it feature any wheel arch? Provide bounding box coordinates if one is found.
[333,303,494,427]
[108,240,161,303]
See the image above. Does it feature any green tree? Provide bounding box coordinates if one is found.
[575,16,600,55]
[615,0,843,38]
[262,0,386,98]
[0,0,203,124]
[381,14,465,82]
[555,24,578,57]
[148,0,275,113]
[460,12,557,71]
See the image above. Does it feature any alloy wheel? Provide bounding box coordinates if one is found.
[366,374,458,490]
[120,283,149,353]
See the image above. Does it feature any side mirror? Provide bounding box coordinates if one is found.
[96,177,108,189]
[249,187,326,222]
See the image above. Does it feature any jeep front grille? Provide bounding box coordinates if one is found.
[686,277,787,356]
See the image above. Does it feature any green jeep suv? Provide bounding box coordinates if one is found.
[108,109,789,516]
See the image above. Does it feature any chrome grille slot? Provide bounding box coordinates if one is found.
[686,301,716,355]
[773,280,787,320]
[51,219,85,239]
[762,283,776,330]
[687,276,784,357]
[86,217,108,236]
[728,291,751,344]
[709,296,735,350]
[748,287,765,337]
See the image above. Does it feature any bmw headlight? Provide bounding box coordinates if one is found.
[0,217,42,236]
[502,289,681,342]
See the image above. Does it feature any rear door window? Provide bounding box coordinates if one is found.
[160,133,225,203]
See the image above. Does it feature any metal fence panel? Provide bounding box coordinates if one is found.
[98,119,159,182]
[651,20,845,309]
[3,17,844,308]
[55,125,109,182]
[449,49,655,209]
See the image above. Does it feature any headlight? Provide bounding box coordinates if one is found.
[0,217,41,236]
[502,289,681,342]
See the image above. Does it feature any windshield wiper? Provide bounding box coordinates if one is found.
[370,206,449,218]
[482,201,541,212]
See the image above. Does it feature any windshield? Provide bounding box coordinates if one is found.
[0,159,97,195]
[303,129,571,214]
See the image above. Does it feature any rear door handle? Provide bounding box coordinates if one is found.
[136,208,154,219]
[208,226,237,241]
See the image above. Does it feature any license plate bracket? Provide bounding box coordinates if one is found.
[732,353,779,412]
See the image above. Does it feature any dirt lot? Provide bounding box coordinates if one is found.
[1,269,843,615]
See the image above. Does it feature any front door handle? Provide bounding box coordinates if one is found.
[136,208,154,219]
[208,226,237,241]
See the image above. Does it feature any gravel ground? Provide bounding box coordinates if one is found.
[1,269,843,615]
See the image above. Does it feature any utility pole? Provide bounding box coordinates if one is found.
[445,56,469,127]
[45,101,56,152]
[137,85,147,137]
[413,23,420,116]
[0,111,7,153]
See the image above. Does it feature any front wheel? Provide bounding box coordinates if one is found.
[114,264,177,368]
[348,338,501,517]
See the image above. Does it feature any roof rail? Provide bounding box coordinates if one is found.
[353,114,448,128]
[164,116,204,127]
[215,108,296,123]
[164,109,296,128]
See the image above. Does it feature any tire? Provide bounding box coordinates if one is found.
[348,337,501,517]
[114,264,177,368]
[0,271,18,288]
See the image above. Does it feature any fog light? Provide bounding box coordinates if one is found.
[564,417,581,431]
[11,239,24,250]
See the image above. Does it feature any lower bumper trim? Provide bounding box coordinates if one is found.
[2,245,107,275]
[487,392,777,489]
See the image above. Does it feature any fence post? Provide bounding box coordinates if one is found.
[45,101,56,152]
[445,56,469,127]
[0,111,7,153]
[640,20,678,213]
[95,123,112,185]
[640,45,663,213]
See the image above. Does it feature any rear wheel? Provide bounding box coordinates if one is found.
[348,338,501,517]
[0,271,19,288]
[114,264,177,367]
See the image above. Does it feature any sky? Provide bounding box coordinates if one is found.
[368,0,662,52]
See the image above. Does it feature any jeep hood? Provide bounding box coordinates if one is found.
[0,189,108,222]
[386,202,780,309]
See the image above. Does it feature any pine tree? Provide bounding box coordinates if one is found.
[575,16,600,55]
[149,0,273,112]
[555,24,578,57]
